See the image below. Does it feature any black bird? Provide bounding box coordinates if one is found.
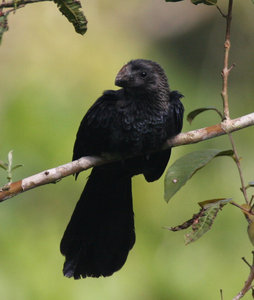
[60,59,184,279]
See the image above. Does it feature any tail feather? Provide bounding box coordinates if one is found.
[60,164,135,279]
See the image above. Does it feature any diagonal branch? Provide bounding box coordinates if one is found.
[232,252,254,300]
[0,0,51,9]
[0,112,253,202]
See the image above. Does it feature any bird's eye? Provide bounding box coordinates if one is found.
[140,71,147,78]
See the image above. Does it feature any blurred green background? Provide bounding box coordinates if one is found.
[0,0,254,299]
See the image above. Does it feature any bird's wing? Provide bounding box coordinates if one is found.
[169,90,184,134]
[72,90,119,162]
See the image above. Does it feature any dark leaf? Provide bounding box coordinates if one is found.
[187,107,223,124]
[184,198,231,245]
[165,211,202,232]
[165,0,184,2]
[53,0,87,35]
[164,149,234,202]
[0,13,9,45]
[191,0,217,4]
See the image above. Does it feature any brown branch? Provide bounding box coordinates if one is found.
[220,0,233,120]
[229,133,249,203]
[0,0,51,9]
[219,0,248,204]
[232,252,254,300]
[1,112,254,202]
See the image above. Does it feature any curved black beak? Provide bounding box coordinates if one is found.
[115,65,133,87]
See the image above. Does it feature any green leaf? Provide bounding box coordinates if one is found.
[164,149,234,202]
[53,0,87,35]
[187,107,223,124]
[191,0,217,5]
[0,13,9,45]
[184,198,231,245]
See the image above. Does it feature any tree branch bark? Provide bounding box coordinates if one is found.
[0,112,253,202]
[0,0,51,9]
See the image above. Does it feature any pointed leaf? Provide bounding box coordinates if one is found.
[187,107,223,124]
[0,13,9,45]
[184,198,231,245]
[164,149,234,202]
[165,0,184,2]
[53,0,87,35]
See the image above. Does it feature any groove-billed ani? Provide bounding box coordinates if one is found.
[60,59,184,279]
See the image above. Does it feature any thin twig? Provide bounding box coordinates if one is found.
[220,0,233,120]
[0,0,50,9]
[228,133,249,203]
[230,201,253,218]
[219,0,249,204]
[233,252,254,300]
[242,257,252,269]
[220,289,224,300]
[0,113,254,202]
[216,5,227,18]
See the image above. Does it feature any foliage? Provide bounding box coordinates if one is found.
[167,198,231,244]
[0,13,8,44]
[0,0,87,44]
[0,0,253,299]
[165,0,217,5]
[164,149,233,202]
[53,0,87,34]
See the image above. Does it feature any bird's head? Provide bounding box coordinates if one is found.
[115,59,170,96]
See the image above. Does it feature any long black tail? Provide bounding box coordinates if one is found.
[60,164,135,279]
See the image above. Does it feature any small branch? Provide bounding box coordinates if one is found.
[220,0,233,120]
[230,201,254,219]
[216,5,227,18]
[0,0,51,9]
[219,0,249,204]
[233,252,254,300]
[1,112,254,202]
[220,289,224,300]
[228,133,249,203]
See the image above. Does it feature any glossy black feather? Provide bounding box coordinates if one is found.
[60,59,184,279]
